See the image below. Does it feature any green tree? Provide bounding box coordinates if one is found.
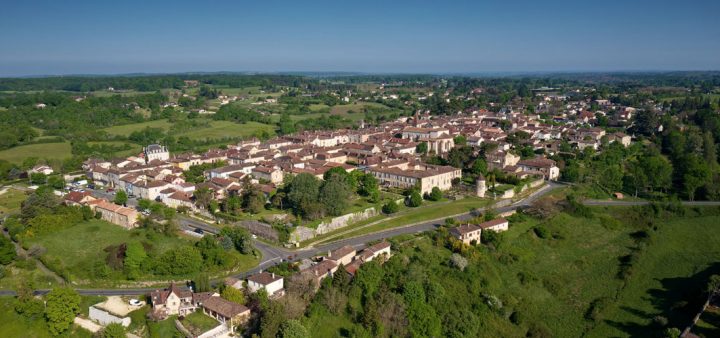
[124,242,147,280]
[416,142,428,154]
[279,319,310,338]
[45,287,81,335]
[30,172,47,185]
[287,173,321,218]
[221,286,246,305]
[242,185,266,214]
[101,323,125,338]
[407,191,422,207]
[382,200,399,214]
[683,155,711,201]
[319,175,351,216]
[0,235,16,265]
[194,272,211,292]
[114,190,128,206]
[428,187,442,201]
[137,199,152,211]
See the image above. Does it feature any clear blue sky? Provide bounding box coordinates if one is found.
[1,0,719,76]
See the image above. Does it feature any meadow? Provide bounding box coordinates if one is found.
[101,119,174,136]
[0,142,72,164]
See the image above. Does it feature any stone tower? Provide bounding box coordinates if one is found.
[476,175,487,198]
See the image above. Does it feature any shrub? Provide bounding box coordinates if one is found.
[407,191,422,207]
[450,253,468,271]
[533,226,550,239]
[382,201,399,214]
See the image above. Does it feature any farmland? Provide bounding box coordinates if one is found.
[0,142,73,164]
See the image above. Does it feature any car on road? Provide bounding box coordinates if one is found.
[194,228,204,235]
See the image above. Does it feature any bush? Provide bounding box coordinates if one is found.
[407,191,422,207]
[382,201,399,214]
[533,226,550,239]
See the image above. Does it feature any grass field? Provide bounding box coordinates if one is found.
[588,208,720,337]
[102,119,174,136]
[148,315,181,338]
[0,297,92,338]
[87,141,142,157]
[25,220,194,285]
[183,120,275,140]
[0,188,27,215]
[0,142,72,164]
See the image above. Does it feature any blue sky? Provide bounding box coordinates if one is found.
[0,0,718,76]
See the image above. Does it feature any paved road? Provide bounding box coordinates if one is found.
[582,200,720,206]
[0,182,563,297]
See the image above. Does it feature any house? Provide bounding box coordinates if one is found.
[200,297,251,334]
[64,191,95,207]
[251,166,284,184]
[29,164,54,176]
[450,224,482,245]
[149,283,195,318]
[328,245,356,266]
[93,199,139,229]
[302,259,339,287]
[368,163,461,195]
[516,157,560,180]
[478,218,509,232]
[246,272,285,298]
[143,144,170,163]
[356,241,391,263]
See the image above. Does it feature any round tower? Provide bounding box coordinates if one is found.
[476,175,487,198]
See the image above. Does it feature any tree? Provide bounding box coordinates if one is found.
[124,242,146,280]
[102,323,125,338]
[471,159,487,176]
[416,142,428,154]
[279,319,310,338]
[450,253,468,271]
[194,272,211,292]
[287,173,320,218]
[137,199,152,211]
[219,227,253,254]
[382,200,399,214]
[242,185,266,214]
[221,286,246,305]
[0,235,16,265]
[428,187,442,201]
[319,175,351,216]
[114,190,128,206]
[407,191,422,207]
[682,155,711,201]
[45,287,81,335]
[193,187,213,209]
[30,172,47,185]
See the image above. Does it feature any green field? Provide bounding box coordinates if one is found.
[183,120,275,140]
[87,141,143,157]
[25,220,194,285]
[0,188,27,215]
[102,119,174,136]
[0,297,92,338]
[0,142,72,164]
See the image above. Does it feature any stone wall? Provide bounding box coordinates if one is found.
[289,207,378,244]
[238,220,279,242]
[316,207,378,235]
[88,306,131,327]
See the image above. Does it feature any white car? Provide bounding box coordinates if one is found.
[129,299,142,306]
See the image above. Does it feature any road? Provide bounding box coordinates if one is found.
[0,182,562,297]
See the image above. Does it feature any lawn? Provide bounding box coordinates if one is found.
[0,188,27,215]
[181,311,219,336]
[0,296,93,338]
[0,142,72,164]
[102,119,174,136]
[148,315,181,338]
[25,220,194,286]
[182,121,276,140]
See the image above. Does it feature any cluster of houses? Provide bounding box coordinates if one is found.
[64,190,139,229]
[142,241,391,335]
[79,101,634,229]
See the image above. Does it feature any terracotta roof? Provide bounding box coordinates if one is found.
[247,272,282,285]
[329,245,356,260]
[202,296,249,318]
[450,224,481,236]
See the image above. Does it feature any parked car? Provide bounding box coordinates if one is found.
[194,228,204,235]
[129,299,141,306]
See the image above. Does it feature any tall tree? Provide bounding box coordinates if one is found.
[45,287,81,335]
[319,176,351,216]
